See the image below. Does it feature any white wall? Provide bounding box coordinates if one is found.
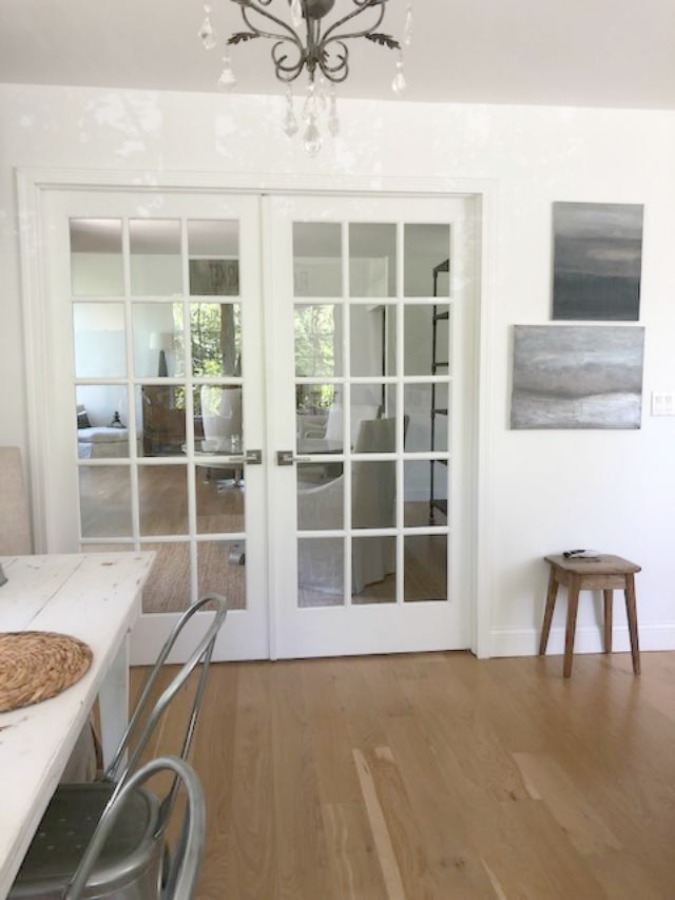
[2,83,675,656]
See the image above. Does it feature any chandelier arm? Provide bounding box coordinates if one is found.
[317,41,350,83]
[271,40,307,82]
[232,0,304,46]
[320,0,387,45]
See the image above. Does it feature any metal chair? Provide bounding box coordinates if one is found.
[10,593,227,898]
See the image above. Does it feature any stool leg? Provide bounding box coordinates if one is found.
[624,574,641,675]
[603,590,613,653]
[539,568,558,655]
[563,577,580,678]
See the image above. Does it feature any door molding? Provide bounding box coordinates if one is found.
[16,167,498,658]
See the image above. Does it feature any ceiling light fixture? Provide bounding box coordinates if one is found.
[199,0,413,155]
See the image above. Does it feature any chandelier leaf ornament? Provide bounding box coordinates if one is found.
[199,0,413,155]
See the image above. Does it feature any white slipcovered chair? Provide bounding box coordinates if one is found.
[297,417,397,595]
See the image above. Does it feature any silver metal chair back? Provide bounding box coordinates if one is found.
[64,756,206,900]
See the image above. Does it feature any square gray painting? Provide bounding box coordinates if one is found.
[511,325,645,429]
[552,202,643,321]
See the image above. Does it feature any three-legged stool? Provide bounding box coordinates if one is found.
[539,554,641,678]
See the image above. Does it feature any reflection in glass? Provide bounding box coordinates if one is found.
[195,464,245,534]
[138,465,188,536]
[189,303,241,376]
[352,460,396,529]
[70,219,124,297]
[132,302,180,378]
[404,383,449,453]
[404,224,450,297]
[197,385,243,460]
[403,305,439,376]
[293,222,342,297]
[188,220,239,297]
[294,305,342,377]
[404,535,447,602]
[139,386,186,458]
[297,468,344,530]
[404,461,448,527]
[296,381,335,453]
[349,223,396,297]
[76,385,129,460]
[141,542,191,614]
[350,305,396,378]
[351,536,396,605]
[198,540,246,610]
[129,219,182,296]
[79,465,132,538]
[297,537,344,607]
[73,303,126,378]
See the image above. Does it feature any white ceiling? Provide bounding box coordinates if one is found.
[1,0,675,111]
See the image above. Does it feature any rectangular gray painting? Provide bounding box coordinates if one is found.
[511,325,645,429]
[552,202,643,320]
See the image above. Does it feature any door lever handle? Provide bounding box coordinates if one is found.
[276,450,312,466]
[214,449,262,465]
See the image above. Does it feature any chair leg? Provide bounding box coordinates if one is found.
[603,590,613,653]
[563,577,580,678]
[624,574,641,675]
[539,567,558,655]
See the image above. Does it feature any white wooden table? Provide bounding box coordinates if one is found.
[0,551,155,898]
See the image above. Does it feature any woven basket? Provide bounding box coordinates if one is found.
[0,631,93,714]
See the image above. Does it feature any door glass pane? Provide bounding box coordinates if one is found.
[195,465,245,534]
[197,385,243,454]
[138,465,188,535]
[293,223,342,297]
[298,537,344,607]
[70,219,124,297]
[350,305,396,377]
[129,219,181,296]
[296,382,334,451]
[297,470,344,530]
[132,302,180,378]
[348,223,396,297]
[139,386,186,458]
[404,383,449,453]
[351,385,389,449]
[141,542,191,614]
[294,304,343,377]
[404,305,438,376]
[187,303,242,376]
[404,461,448,527]
[76,385,129,460]
[352,461,395,528]
[198,540,246,610]
[188,220,239,296]
[404,535,447,602]
[404,224,450,297]
[79,465,132,538]
[73,303,126,377]
[351,536,396,604]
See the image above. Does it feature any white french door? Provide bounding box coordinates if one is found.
[33,185,477,662]
[264,193,475,658]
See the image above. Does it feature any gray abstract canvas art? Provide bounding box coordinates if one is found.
[552,202,643,320]
[511,325,645,429]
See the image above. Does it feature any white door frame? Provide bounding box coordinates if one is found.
[16,167,498,659]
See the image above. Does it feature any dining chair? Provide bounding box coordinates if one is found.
[12,755,206,900]
[10,593,227,898]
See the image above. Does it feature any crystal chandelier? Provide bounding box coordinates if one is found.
[199,0,413,155]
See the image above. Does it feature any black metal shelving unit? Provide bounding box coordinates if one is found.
[429,258,449,524]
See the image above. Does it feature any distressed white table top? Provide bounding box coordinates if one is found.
[0,552,154,898]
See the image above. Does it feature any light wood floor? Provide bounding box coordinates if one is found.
[132,649,675,899]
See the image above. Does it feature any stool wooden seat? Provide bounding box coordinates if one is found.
[539,554,641,678]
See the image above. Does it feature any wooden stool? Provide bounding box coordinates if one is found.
[539,554,641,678]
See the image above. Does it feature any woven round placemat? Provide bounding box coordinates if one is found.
[0,631,93,714]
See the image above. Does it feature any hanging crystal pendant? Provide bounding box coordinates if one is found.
[328,89,340,137]
[392,56,406,95]
[218,52,237,89]
[290,0,304,29]
[304,115,323,156]
[404,2,414,47]
[284,88,299,136]
[199,15,217,50]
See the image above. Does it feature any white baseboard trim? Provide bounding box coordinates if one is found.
[490,624,675,658]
